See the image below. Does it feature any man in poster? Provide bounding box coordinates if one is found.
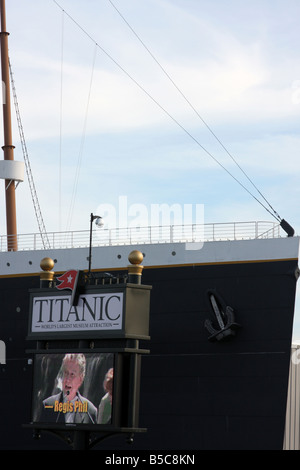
[97,368,113,424]
[41,353,97,424]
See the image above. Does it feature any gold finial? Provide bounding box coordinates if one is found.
[40,257,55,271]
[40,257,55,282]
[128,250,144,283]
[128,250,144,265]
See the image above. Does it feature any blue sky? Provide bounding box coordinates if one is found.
[1,0,300,336]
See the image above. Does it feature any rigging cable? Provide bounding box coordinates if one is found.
[64,42,98,234]
[106,0,282,224]
[59,7,64,233]
[52,0,294,235]
[9,59,51,250]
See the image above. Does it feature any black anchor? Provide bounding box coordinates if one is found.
[204,289,240,342]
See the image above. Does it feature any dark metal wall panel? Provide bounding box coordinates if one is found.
[0,259,297,449]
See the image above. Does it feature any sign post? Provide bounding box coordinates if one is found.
[25,251,151,450]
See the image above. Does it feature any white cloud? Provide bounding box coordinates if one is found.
[0,0,298,242]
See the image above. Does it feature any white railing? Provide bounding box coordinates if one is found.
[0,221,281,252]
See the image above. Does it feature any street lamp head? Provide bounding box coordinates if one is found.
[95,216,104,228]
[91,213,104,227]
[88,213,104,277]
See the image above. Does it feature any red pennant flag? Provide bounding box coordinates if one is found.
[56,270,79,292]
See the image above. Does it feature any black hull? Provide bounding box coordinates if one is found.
[0,258,298,450]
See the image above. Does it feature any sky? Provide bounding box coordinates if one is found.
[1,0,300,336]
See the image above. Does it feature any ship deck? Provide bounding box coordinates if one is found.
[0,220,282,252]
[0,221,298,277]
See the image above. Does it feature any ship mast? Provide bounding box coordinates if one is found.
[0,0,22,251]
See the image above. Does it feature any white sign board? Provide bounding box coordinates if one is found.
[30,292,124,334]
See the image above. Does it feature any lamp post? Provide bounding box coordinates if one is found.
[88,212,103,277]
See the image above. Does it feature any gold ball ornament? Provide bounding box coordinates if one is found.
[40,257,55,282]
[128,250,143,265]
[40,257,55,271]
